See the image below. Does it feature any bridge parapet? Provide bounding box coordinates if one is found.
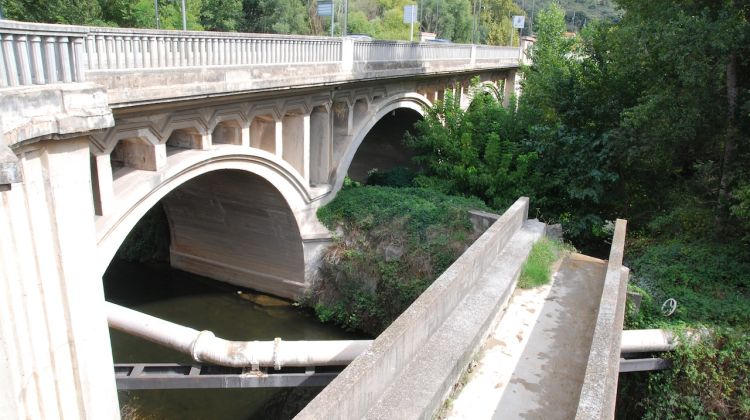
[0,20,520,105]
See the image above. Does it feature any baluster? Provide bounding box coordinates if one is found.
[165,38,173,67]
[73,37,86,81]
[133,37,143,68]
[125,36,134,68]
[30,36,44,84]
[105,36,116,69]
[0,35,8,87]
[179,38,187,67]
[58,37,72,82]
[2,35,18,86]
[220,38,227,65]
[14,35,32,85]
[114,36,123,69]
[85,35,95,70]
[227,38,234,64]
[189,38,197,66]
[148,37,157,68]
[94,35,105,69]
[157,37,165,67]
[141,36,150,68]
[197,38,204,66]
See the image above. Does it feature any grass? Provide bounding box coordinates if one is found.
[517,237,567,288]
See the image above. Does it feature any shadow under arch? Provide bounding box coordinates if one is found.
[332,92,431,194]
[97,153,312,299]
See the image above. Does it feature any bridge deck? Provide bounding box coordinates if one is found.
[447,253,607,420]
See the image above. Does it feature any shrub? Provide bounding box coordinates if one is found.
[312,185,491,334]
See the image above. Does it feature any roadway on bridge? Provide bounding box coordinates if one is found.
[447,253,607,419]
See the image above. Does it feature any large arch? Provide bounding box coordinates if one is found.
[331,92,431,195]
[95,149,319,299]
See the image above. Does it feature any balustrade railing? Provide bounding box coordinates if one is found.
[475,45,519,63]
[0,21,86,87]
[84,27,342,71]
[0,19,519,89]
[352,41,473,62]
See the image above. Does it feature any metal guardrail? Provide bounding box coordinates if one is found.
[0,20,520,89]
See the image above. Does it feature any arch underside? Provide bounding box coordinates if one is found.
[162,170,305,299]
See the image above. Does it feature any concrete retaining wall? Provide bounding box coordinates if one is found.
[575,219,629,420]
[295,197,530,420]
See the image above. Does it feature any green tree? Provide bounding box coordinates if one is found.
[201,0,242,31]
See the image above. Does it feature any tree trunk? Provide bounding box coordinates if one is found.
[716,51,738,229]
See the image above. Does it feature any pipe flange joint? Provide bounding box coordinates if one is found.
[273,337,282,370]
[191,330,215,363]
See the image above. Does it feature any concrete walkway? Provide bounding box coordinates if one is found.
[447,253,607,420]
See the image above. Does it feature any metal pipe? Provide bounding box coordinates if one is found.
[106,301,372,369]
[621,329,677,353]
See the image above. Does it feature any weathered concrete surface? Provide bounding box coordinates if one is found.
[163,169,306,299]
[491,254,607,420]
[365,220,546,420]
[295,198,540,420]
[576,220,629,420]
[0,138,119,419]
[0,83,113,147]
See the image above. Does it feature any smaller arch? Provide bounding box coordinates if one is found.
[330,92,431,195]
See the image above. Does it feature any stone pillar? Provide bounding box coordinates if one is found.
[0,138,120,419]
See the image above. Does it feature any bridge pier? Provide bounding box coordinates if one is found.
[0,138,119,418]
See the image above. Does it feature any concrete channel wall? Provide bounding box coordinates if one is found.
[575,219,629,420]
[296,197,531,420]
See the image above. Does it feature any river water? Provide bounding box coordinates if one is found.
[104,259,366,420]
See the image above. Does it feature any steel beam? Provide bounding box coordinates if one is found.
[114,363,344,390]
[618,358,671,373]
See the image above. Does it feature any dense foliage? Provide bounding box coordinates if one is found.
[0,0,522,42]
[312,185,489,334]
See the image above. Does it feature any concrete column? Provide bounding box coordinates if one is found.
[0,138,120,419]
[309,106,331,185]
[275,119,283,159]
[241,121,250,148]
[346,103,354,136]
[91,153,114,216]
[303,114,311,182]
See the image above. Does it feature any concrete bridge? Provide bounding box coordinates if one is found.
[0,19,534,418]
[0,19,639,420]
[0,18,648,420]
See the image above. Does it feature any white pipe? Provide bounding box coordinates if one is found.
[106,301,372,369]
[620,329,677,353]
